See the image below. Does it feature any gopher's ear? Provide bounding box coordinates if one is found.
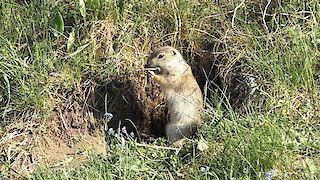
[172,50,177,56]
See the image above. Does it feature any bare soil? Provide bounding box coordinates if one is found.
[0,110,106,177]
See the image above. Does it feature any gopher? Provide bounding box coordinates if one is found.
[144,46,203,143]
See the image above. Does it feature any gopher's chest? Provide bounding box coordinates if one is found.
[165,89,200,124]
[166,90,186,111]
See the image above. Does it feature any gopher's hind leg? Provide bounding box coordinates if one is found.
[166,123,198,143]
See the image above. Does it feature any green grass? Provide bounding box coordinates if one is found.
[1,0,319,179]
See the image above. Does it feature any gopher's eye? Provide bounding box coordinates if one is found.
[158,54,164,59]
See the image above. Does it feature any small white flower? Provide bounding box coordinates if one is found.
[121,126,127,134]
[200,167,206,173]
[108,128,115,136]
[248,77,255,85]
[104,112,113,122]
[130,132,135,138]
[199,165,209,174]
[265,169,276,180]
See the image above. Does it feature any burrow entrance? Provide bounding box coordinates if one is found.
[93,73,167,139]
[91,45,236,140]
[84,18,246,140]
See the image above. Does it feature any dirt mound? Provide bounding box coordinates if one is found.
[0,109,106,178]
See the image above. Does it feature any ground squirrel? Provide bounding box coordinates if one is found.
[144,46,203,143]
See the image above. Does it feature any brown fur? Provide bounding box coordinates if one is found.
[145,46,203,143]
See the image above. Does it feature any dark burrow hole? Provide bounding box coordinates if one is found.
[92,75,168,140]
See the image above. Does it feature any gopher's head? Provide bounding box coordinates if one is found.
[144,46,189,76]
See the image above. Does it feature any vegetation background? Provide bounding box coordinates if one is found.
[0,0,319,179]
